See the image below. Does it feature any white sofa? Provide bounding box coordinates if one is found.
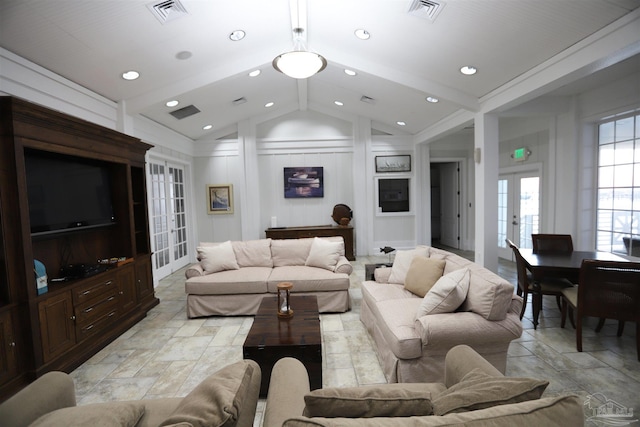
[360,246,523,384]
[185,237,352,317]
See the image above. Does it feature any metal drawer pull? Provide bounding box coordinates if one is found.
[85,324,94,331]
[108,296,115,301]
[84,307,93,313]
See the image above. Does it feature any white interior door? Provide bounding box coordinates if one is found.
[498,172,540,259]
[148,161,190,279]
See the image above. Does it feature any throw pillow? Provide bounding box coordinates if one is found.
[303,384,433,418]
[305,237,343,271]
[232,239,273,268]
[404,257,446,297]
[387,246,429,284]
[30,402,145,427]
[432,368,549,416]
[416,268,470,318]
[197,241,239,274]
[160,360,257,427]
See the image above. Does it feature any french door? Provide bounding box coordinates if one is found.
[498,172,540,259]
[148,160,190,279]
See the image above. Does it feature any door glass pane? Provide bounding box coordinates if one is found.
[150,162,170,269]
[498,179,508,247]
[519,177,539,249]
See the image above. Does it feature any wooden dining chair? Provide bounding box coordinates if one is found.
[506,239,574,320]
[531,234,573,253]
[560,259,640,361]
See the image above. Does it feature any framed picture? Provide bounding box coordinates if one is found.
[284,167,324,198]
[375,155,411,173]
[207,184,234,214]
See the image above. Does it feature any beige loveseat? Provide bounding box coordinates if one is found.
[0,359,261,427]
[361,246,523,383]
[264,346,584,426]
[185,237,352,317]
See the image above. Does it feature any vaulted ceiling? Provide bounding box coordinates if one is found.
[1,0,639,141]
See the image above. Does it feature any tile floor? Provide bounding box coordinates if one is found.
[70,250,640,426]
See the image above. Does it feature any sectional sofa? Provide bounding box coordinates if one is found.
[184,237,352,317]
[360,245,524,383]
[264,345,583,426]
[0,360,261,427]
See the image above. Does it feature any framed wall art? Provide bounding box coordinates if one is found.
[207,184,234,214]
[375,155,411,173]
[284,167,324,198]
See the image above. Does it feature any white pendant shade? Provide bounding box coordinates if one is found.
[273,50,327,79]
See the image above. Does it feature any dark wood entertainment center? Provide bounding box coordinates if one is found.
[0,97,159,401]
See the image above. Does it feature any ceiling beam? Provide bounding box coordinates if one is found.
[480,7,640,114]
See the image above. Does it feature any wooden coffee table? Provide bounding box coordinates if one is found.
[243,295,322,397]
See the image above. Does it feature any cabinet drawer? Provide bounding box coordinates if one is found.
[76,308,119,341]
[73,276,117,305]
[75,291,119,326]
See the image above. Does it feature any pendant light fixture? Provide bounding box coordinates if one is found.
[273,0,326,79]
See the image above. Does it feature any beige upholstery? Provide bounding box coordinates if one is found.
[0,360,261,427]
[264,346,583,427]
[185,237,352,317]
[360,246,523,383]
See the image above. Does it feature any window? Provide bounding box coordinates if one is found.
[596,113,640,256]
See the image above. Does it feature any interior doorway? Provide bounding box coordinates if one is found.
[430,162,461,249]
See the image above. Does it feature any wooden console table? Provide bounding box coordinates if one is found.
[265,225,355,260]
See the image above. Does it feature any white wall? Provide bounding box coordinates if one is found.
[4,46,638,263]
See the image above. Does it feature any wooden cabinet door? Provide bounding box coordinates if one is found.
[0,310,17,386]
[38,292,76,363]
[116,264,137,315]
[135,256,153,302]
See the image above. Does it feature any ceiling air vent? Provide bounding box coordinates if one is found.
[232,97,247,106]
[169,105,200,120]
[408,0,445,22]
[360,95,376,105]
[147,0,189,24]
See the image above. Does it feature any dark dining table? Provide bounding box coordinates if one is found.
[518,249,629,328]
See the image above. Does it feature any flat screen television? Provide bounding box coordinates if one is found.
[25,150,115,236]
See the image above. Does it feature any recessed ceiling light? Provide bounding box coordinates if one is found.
[334,101,344,106]
[203,124,213,130]
[166,100,179,107]
[229,30,246,41]
[344,69,357,76]
[249,69,261,77]
[175,51,192,60]
[265,102,274,108]
[397,121,406,126]
[460,65,477,75]
[121,70,140,80]
[426,96,439,103]
[354,29,370,40]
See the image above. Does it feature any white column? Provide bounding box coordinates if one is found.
[415,142,432,246]
[353,117,371,256]
[238,119,260,239]
[474,113,499,272]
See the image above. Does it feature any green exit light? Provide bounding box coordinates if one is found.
[513,147,529,162]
